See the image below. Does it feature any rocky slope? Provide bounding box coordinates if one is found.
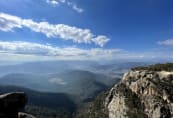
[0,92,35,118]
[85,63,173,118]
[105,70,173,118]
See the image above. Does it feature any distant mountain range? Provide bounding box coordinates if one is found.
[0,61,98,76]
[0,70,120,102]
[0,61,148,76]
[0,61,149,102]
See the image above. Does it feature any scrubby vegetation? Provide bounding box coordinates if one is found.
[132,63,173,71]
[74,91,109,118]
[25,105,71,118]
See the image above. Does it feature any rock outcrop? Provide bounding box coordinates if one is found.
[105,70,173,118]
[0,92,35,118]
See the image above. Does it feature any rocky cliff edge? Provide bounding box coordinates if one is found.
[105,70,173,118]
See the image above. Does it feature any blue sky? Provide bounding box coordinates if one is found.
[0,0,173,62]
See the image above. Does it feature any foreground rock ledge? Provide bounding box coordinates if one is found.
[0,92,35,118]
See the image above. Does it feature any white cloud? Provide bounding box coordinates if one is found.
[0,41,121,60]
[158,39,173,46]
[0,12,109,47]
[0,41,57,56]
[67,2,84,13]
[46,0,84,13]
[0,13,22,31]
[46,0,59,6]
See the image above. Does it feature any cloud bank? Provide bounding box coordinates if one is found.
[0,41,172,62]
[0,12,109,47]
[0,41,120,60]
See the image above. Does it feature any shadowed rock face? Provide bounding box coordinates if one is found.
[0,92,35,118]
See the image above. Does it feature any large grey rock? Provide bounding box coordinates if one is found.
[18,112,36,118]
[0,92,35,118]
